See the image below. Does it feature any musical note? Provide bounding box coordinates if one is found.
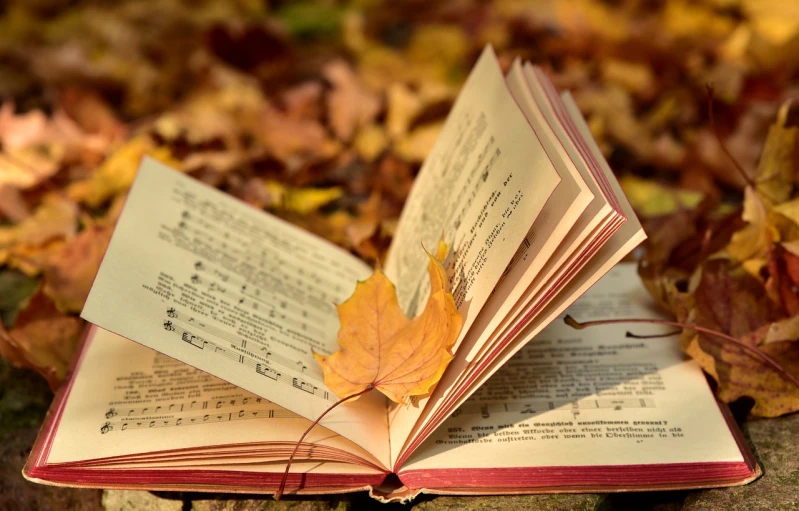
[160,290,336,399]
[292,377,318,394]
[255,363,280,381]
[181,331,206,349]
[105,408,118,419]
[100,422,112,434]
[191,274,201,284]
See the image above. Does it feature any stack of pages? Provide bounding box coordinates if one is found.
[25,46,758,501]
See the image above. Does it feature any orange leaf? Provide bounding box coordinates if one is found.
[315,243,462,404]
[0,287,83,389]
[43,225,113,313]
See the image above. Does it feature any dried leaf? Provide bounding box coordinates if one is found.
[67,135,177,207]
[0,195,77,254]
[324,60,381,142]
[43,225,113,313]
[683,259,799,417]
[315,244,462,404]
[765,244,799,315]
[260,103,341,170]
[386,83,423,139]
[354,125,388,162]
[0,287,83,389]
[395,122,443,163]
[264,181,343,215]
[620,175,704,218]
[726,186,777,263]
[755,101,798,204]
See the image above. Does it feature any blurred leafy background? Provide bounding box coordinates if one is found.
[1,0,799,417]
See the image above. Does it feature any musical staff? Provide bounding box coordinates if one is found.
[450,398,655,419]
[105,396,269,419]
[163,306,325,380]
[99,408,296,434]
[162,314,334,402]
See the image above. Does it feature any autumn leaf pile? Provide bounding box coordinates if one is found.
[1,0,798,417]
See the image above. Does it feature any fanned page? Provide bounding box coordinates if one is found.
[25,326,386,490]
[388,58,636,468]
[398,264,754,491]
[81,158,391,468]
[393,88,646,468]
[384,45,561,342]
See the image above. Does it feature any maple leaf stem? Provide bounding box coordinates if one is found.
[706,85,757,191]
[275,385,375,500]
[564,315,799,390]
[625,329,683,339]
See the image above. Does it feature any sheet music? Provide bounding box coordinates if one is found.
[398,264,745,472]
[81,158,390,468]
[46,327,382,468]
[384,46,560,337]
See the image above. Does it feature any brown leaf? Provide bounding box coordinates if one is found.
[67,135,178,207]
[43,225,113,313]
[754,100,798,204]
[683,259,799,416]
[324,60,381,142]
[315,244,462,404]
[0,195,77,256]
[260,103,341,171]
[726,186,777,264]
[0,184,30,222]
[765,244,799,316]
[59,87,127,143]
[281,81,323,121]
[0,287,83,389]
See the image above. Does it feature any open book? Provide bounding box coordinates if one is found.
[24,47,759,501]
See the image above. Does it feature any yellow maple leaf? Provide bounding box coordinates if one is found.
[315,243,462,404]
[727,186,778,264]
[67,135,177,207]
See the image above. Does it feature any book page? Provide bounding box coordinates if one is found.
[81,158,390,468]
[390,90,645,468]
[399,264,744,473]
[384,45,561,345]
[47,327,384,471]
[456,60,598,365]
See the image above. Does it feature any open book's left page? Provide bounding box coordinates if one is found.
[46,326,384,471]
[81,158,390,468]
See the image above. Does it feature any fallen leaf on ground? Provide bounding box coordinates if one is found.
[682,259,799,417]
[263,181,343,215]
[754,100,798,204]
[260,103,341,171]
[394,122,443,163]
[726,186,776,264]
[0,195,77,254]
[620,175,704,218]
[0,287,84,389]
[324,60,381,142]
[43,225,113,313]
[67,135,177,207]
[315,243,462,404]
